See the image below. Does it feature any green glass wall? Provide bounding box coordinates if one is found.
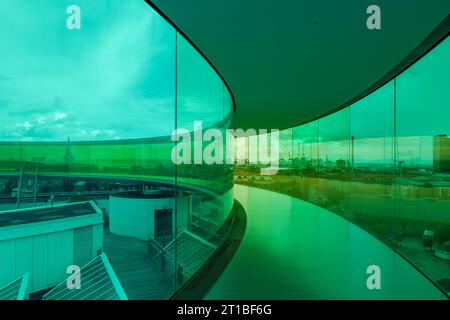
[235,36,450,295]
[175,33,234,289]
[0,0,234,299]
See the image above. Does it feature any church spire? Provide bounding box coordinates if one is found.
[63,136,74,165]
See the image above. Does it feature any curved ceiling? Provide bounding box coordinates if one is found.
[148,0,450,130]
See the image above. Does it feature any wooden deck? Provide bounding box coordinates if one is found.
[103,228,174,300]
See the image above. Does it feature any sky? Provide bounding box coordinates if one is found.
[0,0,177,142]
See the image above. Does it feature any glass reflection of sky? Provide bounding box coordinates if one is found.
[0,0,176,142]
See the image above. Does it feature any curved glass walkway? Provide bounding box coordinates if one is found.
[204,185,447,299]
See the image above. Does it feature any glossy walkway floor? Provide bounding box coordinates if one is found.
[204,185,447,299]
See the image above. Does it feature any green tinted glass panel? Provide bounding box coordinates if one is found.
[0,0,234,300]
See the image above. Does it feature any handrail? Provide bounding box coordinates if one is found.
[170,203,237,298]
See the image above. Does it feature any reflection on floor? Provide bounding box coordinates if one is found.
[103,227,173,300]
[204,185,448,299]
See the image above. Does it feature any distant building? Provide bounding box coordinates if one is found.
[433,135,450,173]
[31,156,46,163]
[336,159,347,169]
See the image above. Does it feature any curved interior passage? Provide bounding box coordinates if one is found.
[234,35,450,296]
[0,0,448,301]
[205,185,447,299]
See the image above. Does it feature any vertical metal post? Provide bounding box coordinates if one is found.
[16,166,23,209]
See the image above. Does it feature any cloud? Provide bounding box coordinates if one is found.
[0,0,177,142]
